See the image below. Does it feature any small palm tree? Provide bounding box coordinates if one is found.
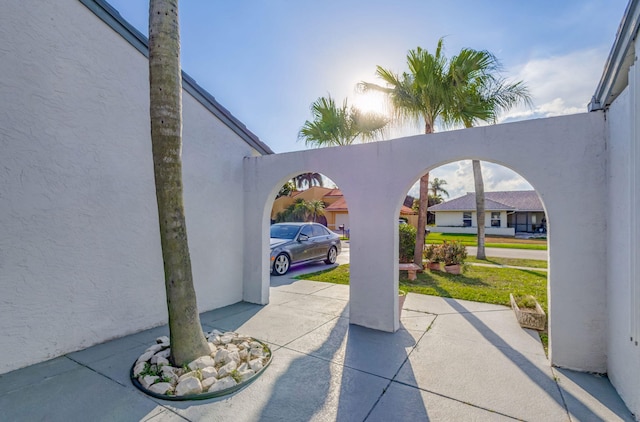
[277,180,296,198]
[291,198,311,222]
[298,95,388,147]
[307,200,326,223]
[430,177,449,199]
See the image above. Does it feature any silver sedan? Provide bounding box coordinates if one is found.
[270,222,341,276]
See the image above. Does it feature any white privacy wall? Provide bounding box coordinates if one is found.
[606,57,640,414]
[245,112,609,373]
[0,0,255,373]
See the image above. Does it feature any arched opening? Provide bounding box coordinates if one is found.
[264,171,352,283]
[394,159,550,345]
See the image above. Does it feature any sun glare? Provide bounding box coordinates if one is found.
[352,91,388,116]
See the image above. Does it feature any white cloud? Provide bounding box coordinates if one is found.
[402,48,607,203]
[502,48,608,121]
[406,161,533,201]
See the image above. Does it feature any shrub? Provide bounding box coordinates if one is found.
[440,240,467,265]
[424,244,442,263]
[398,223,417,263]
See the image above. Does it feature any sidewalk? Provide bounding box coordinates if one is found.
[0,280,634,421]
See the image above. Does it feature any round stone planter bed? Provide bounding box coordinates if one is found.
[131,330,272,401]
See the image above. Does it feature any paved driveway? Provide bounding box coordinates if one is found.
[270,241,350,280]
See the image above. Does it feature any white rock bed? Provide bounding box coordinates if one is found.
[132,329,271,397]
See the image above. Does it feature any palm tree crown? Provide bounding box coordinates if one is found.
[298,95,388,147]
[359,38,531,266]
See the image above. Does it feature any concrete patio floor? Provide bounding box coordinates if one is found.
[0,279,635,421]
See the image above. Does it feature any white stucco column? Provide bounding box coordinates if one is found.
[348,200,400,332]
[242,157,271,305]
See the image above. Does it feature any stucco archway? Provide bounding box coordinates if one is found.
[244,112,607,373]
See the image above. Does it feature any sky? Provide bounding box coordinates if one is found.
[106,0,628,199]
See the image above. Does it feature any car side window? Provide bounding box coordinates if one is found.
[312,225,328,237]
[300,225,313,237]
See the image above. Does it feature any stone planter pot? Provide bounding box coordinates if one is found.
[444,264,461,274]
[510,293,546,331]
[428,262,441,271]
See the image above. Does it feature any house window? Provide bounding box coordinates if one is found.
[491,212,501,227]
[463,212,472,227]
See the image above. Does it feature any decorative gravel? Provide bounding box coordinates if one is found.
[130,329,272,400]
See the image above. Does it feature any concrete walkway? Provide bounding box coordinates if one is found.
[0,280,634,421]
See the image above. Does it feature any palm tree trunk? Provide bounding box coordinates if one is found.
[414,173,429,268]
[149,0,210,367]
[472,159,486,259]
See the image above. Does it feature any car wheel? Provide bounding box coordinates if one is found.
[273,253,290,276]
[325,246,337,265]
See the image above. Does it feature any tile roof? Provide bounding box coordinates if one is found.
[325,197,348,211]
[324,189,343,197]
[400,205,417,215]
[428,191,543,212]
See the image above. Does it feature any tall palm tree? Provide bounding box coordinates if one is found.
[148,0,210,365]
[359,39,458,268]
[446,64,532,259]
[298,95,388,147]
[294,172,323,190]
[361,39,530,264]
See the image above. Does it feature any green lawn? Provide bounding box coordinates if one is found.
[425,233,547,251]
[296,263,548,314]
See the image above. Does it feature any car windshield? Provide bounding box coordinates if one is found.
[270,224,300,240]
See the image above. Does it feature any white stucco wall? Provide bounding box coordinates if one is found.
[606,58,640,414]
[0,1,255,373]
[245,112,608,373]
[434,210,508,229]
[434,211,466,227]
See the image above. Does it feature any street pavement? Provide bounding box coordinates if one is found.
[466,246,547,260]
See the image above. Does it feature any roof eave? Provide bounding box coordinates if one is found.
[79,0,274,155]
[589,0,640,112]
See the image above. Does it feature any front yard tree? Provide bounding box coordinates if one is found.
[361,39,530,264]
[447,64,531,259]
[359,40,455,268]
[148,0,210,366]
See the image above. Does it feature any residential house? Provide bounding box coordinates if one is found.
[428,191,546,236]
[271,186,417,231]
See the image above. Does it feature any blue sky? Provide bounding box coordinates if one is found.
[107,0,628,198]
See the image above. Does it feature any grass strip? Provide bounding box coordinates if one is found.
[296,264,547,314]
[425,233,547,251]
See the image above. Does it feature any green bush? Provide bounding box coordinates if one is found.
[424,244,442,262]
[399,223,417,263]
[440,240,467,265]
